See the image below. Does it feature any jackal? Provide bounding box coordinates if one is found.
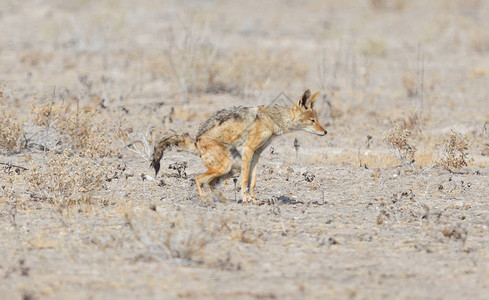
[151,89,327,204]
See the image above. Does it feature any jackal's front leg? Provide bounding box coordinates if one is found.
[249,148,265,203]
[240,146,254,203]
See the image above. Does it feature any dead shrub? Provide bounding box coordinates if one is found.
[119,126,152,161]
[439,130,469,170]
[0,87,25,153]
[57,108,116,159]
[24,150,108,205]
[30,100,119,159]
[0,107,25,153]
[383,123,416,166]
[30,100,65,128]
[0,164,23,205]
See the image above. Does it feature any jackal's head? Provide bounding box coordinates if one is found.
[291,89,327,136]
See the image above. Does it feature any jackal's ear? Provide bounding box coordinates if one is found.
[297,89,312,109]
[310,91,319,108]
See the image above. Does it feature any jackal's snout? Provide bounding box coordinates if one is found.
[317,124,328,136]
[312,119,327,136]
[312,126,327,136]
[303,123,327,136]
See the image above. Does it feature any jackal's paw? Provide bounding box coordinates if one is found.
[251,197,260,205]
[241,194,261,205]
[241,193,251,204]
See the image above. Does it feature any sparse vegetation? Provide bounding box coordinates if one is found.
[383,123,417,166]
[0,86,25,153]
[439,130,470,171]
[168,161,188,178]
[0,106,25,153]
[1,1,489,299]
[30,98,122,159]
[24,149,108,205]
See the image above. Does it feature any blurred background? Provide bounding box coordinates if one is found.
[1,0,488,163]
[1,3,489,299]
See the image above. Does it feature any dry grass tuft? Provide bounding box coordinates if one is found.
[383,123,417,166]
[30,100,65,128]
[57,109,116,159]
[30,99,120,159]
[0,107,25,153]
[0,86,25,153]
[24,150,108,206]
[439,130,469,170]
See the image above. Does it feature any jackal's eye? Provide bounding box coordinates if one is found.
[310,119,316,123]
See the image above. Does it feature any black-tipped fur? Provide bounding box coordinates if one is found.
[150,133,197,176]
[299,89,312,109]
[195,106,250,139]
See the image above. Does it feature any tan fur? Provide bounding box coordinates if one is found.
[151,89,327,204]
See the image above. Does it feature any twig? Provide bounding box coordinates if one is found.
[140,126,152,159]
[122,125,152,161]
[233,178,238,203]
[0,161,28,171]
[420,162,438,173]
[447,169,470,175]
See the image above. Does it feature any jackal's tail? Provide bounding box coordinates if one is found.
[150,132,197,176]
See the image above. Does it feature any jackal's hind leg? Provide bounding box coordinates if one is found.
[207,169,239,202]
[195,140,232,201]
[196,171,220,201]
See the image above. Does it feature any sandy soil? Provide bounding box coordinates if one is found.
[1,0,489,299]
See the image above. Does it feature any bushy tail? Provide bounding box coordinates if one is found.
[150,132,197,176]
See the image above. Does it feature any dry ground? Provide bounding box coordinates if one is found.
[1,0,489,299]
